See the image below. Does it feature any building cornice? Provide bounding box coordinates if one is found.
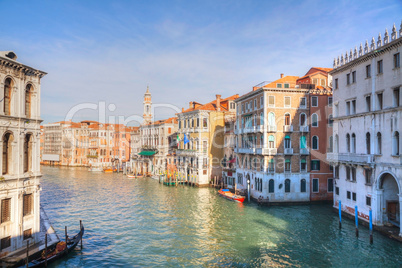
[0,56,47,78]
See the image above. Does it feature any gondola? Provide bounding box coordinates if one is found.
[23,223,84,267]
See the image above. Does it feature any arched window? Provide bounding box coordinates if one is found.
[260,112,263,126]
[4,78,12,115]
[393,131,399,155]
[366,132,371,154]
[351,133,356,153]
[311,113,318,127]
[377,132,382,154]
[2,132,12,175]
[25,84,32,118]
[329,136,333,153]
[285,179,291,193]
[346,134,350,153]
[268,112,275,126]
[284,113,291,125]
[284,135,291,149]
[312,136,318,150]
[300,113,307,126]
[269,179,274,193]
[300,179,306,192]
[300,135,306,149]
[23,134,32,173]
[268,135,275,148]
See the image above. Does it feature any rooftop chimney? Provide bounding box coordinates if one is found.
[182,107,184,112]
[189,101,193,108]
[216,94,221,111]
[280,73,284,78]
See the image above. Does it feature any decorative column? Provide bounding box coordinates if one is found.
[374,189,384,225]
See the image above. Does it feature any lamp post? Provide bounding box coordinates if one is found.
[247,177,250,202]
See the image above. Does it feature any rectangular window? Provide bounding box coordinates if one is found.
[346,166,350,181]
[328,178,333,192]
[311,96,318,107]
[1,198,11,223]
[300,97,306,108]
[394,53,400,68]
[1,236,11,250]
[312,78,318,85]
[352,192,356,201]
[351,167,356,182]
[335,166,339,178]
[276,83,282,88]
[365,168,372,184]
[284,83,290,88]
[346,73,350,85]
[366,196,371,206]
[377,60,383,74]
[377,93,383,110]
[311,160,320,171]
[352,71,356,83]
[312,178,319,193]
[366,95,371,112]
[328,97,333,107]
[300,158,307,172]
[285,159,291,172]
[366,64,371,78]
[268,96,275,107]
[23,229,32,240]
[260,97,263,107]
[284,97,291,108]
[346,101,350,115]
[351,100,356,114]
[334,78,338,89]
[393,88,400,107]
[335,187,339,195]
[347,191,351,199]
[23,194,33,217]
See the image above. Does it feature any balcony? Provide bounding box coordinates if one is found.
[327,153,375,165]
[299,125,309,132]
[235,148,255,154]
[283,125,293,132]
[256,125,264,132]
[261,148,277,155]
[284,148,293,155]
[267,125,277,132]
[300,148,309,155]
[176,149,198,157]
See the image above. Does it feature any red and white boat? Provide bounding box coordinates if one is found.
[218,189,246,203]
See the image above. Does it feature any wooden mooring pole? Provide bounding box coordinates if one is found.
[65,226,67,243]
[26,240,29,267]
[339,201,342,229]
[80,220,83,249]
[45,233,48,267]
[355,205,359,237]
[369,210,373,244]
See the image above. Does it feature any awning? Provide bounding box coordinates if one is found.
[139,151,157,156]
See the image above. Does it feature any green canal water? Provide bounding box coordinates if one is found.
[41,166,402,267]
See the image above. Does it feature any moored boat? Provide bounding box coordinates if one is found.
[218,189,246,203]
[22,222,84,268]
[126,174,136,178]
[104,168,113,173]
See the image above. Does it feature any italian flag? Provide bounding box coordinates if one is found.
[177,134,180,148]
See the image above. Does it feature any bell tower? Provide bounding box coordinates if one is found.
[143,86,152,125]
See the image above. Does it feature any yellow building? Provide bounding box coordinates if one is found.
[176,94,239,187]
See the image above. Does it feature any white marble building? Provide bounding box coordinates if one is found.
[328,23,402,236]
[0,51,46,255]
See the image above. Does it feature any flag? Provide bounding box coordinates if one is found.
[176,134,180,147]
[183,134,189,145]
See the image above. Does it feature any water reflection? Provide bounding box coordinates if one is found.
[40,166,402,267]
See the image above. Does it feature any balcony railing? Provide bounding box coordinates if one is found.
[261,148,277,155]
[235,148,255,154]
[283,125,293,132]
[327,153,375,164]
[284,148,294,155]
[299,125,309,132]
[267,125,277,132]
[300,148,309,155]
[176,149,198,156]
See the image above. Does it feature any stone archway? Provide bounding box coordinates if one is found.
[376,172,401,235]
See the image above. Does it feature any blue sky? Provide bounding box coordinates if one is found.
[0,0,401,125]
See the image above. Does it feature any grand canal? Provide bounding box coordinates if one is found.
[41,166,402,267]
